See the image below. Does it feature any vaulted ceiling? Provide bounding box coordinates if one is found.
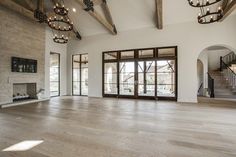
[1,0,236,37]
[64,0,198,36]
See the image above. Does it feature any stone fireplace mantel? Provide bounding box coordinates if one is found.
[8,76,40,84]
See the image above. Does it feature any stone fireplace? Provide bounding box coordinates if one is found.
[13,83,37,101]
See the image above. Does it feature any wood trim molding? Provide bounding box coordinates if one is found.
[155,0,163,29]
[0,0,35,20]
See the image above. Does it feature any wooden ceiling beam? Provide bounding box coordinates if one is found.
[220,0,236,21]
[155,0,163,29]
[0,0,35,20]
[75,0,117,35]
[37,0,44,12]
[92,0,103,5]
[24,0,36,11]
[101,0,116,30]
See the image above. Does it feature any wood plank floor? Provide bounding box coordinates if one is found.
[0,96,236,157]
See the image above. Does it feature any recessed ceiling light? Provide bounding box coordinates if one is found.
[72,8,76,12]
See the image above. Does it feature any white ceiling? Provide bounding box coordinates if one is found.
[61,0,234,36]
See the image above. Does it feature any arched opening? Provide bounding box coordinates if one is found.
[197,45,236,100]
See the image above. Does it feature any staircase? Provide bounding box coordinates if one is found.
[209,51,236,99]
[209,70,236,99]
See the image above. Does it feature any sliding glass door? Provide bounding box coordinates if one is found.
[50,52,60,97]
[72,54,88,96]
[103,46,177,100]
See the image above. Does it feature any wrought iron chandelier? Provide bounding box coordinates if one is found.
[187,0,226,24]
[47,1,73,44]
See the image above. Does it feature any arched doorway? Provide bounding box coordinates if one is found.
[197,45,236,99]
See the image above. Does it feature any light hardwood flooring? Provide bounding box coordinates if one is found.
[0,96,236,157]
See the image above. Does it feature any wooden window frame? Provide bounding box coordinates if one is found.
[102,46,178,101]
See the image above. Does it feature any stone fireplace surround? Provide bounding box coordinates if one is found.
[8,76,41,103]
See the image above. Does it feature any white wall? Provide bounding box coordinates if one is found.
[208,49,231,70]
[45,28,67,98]
[198,51,209,89]
[67,15,236,103]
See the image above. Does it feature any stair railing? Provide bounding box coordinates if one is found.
[207,73,215,98]
[220,52,236,89]
[197,82,203,96]
[221,52,236,67]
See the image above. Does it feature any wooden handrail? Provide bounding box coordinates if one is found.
[221,59,236,76]
[207,73,215,98]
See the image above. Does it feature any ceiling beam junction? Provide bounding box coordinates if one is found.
[75,0,117,35]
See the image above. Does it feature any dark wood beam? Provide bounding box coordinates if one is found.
[37,0,44,12]
[92,0,103,5]
[75,0,117,35]
[220,0,236,21]
[101,0,116,32]
[24,0,36,11]
[0,0,34,20]
[155,0,163,29]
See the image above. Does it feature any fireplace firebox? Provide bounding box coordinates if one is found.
[13,83,37,101]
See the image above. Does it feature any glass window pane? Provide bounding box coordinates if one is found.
[72,54,88,96]
[50,53,59,68]
[157,85,175,97]
[73,82,80,95]
[139,49,154,58]
[50,68,59,81]
[73,55,80,68]
[73,69,80,82]
[138,61,155,97]
[119,62,135,95]
[81,81,88,95]
[50,53,60,97]
[120,51,134,59]
[104,63,117,94]
[157,60,176,97]
[105,83,117,94]
[104,52,117,60]
[158,48,176,57]
[50,82,59,97]
[81,54,88,68]
[138,85,155,96]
